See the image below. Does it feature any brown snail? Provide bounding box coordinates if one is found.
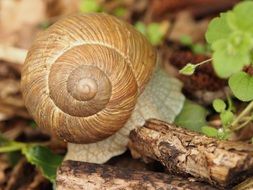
[21,13,184,163]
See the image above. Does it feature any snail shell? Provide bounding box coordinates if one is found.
[21,13,157,143]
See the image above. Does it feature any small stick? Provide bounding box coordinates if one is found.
[56,160,216,190]
[128,119,253,188]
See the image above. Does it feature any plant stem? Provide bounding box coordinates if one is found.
[231,101,253,130]
[195,58,213,66]
[234,118,252,130]
[0,142,24,152]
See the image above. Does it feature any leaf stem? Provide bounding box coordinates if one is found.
[195,58,213,66]
[0,142,25,153]
[231,101,253,130]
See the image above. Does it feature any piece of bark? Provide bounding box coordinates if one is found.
[128,119,253,188]
[56,160,216,190]
[233,177,253,190]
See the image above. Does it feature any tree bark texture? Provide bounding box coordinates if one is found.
[56,160,216,190]
[128,119,253,188]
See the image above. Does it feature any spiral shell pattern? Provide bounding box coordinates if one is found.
[21,13,156,143]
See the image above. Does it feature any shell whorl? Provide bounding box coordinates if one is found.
[21,13,157,143]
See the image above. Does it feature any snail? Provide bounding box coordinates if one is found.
[21,13,184,163]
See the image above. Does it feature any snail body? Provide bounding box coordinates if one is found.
[21,13,184,163]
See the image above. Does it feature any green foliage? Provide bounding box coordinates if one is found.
[175,100,208,132]
[205,1,253,102]
[39,21,51,29]
[179,58,212,76]
[229,71,253,101]
[135,22,167,45]
[220,110,234,126]
[210,98,235,139]
[135,22,146,34]
[179,35,209,54]
[213,98,226,113]
[191,44,207,54]
[113,7,127,17]
[0,134,63,182]
[23,146,63,182]
[180,35,192,46]
[180,3,253,101]
[205,1,253,80]
[213,98,234,126]
[179,63,196,75]
[201,126,218,138]
[29,121,37,128]
[79,0,102,13]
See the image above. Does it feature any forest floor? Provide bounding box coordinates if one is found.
[1,0,251,189]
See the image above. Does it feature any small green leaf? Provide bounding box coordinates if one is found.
[192,44,206,54]
[217,128,230,140]
[213,99,226,113]
[135,22,167,45]
[79,0,102,13]
[201,126,218,137]
[212,39,250,78]
[229,71,253,101]
[22,146,63,182]
[0,134,63,182]
[220,110,234,126]
[227,2,253,33]
[179,63,196,75]
[29,121,37,128]
[175,100,208,132]
[205,13,231,43]
[147,23,165,45]
[134,22,146,35]
[113,7,127,17]
[180,35,193,46]
[39,21,51,29]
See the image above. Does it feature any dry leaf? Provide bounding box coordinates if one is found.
[0,0,46,47]
[169,11,209,43]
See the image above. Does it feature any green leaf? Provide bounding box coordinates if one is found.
[201,126,218,137]
[113,7,127,17]
[229,71,253,101]
[179,63,196,75]
[22,146,63,182]
[180,35,193,46]
[79,0,102,13]
[175,100,208,132]
[0,134,63,182]
[192,44,206,54]
[217,128,231,140]
[8,151,22,166]
[213,99,226,113]
[205,13,232,43]
[205,1,253,78]
[220,110,234,126]
[29,121,37,128]
[227,2,253,33]
[147,23,165,45]
[212,39,250,78]
[134,22,146,35]
[135,22,167,45]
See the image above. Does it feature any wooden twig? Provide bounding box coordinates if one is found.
[56,160,216,190]
[0,45,27,64]
[128,119,253,188]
